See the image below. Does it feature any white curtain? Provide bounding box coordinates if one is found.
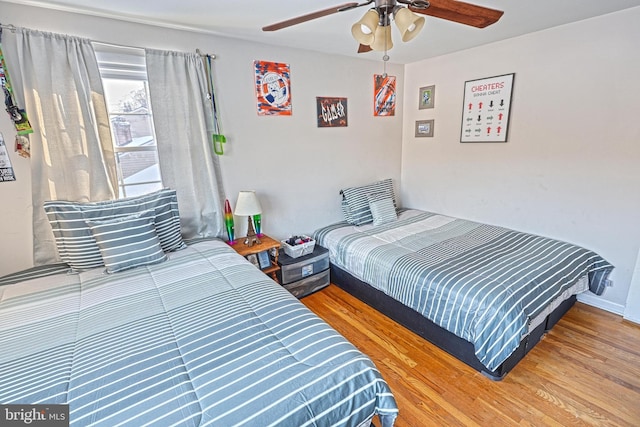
[145,49,225,240]
[3,28,116,265]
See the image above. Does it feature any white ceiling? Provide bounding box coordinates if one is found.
[4,0,640,64]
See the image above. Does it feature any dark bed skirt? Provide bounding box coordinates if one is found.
[330,264,576,380]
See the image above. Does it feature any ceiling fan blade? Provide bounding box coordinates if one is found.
[358,44,373,53]
[410,0,504,28]
[262,2,359,31]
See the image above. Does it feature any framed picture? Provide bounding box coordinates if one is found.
[257,250,271,269]
[316,97,348,127]
[418,85,435,109]
[246,254,259,268]
[415,119,434,137]
[460,73,515,143]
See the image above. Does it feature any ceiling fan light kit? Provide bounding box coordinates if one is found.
[262,0,504,54]
[351,4,424,51]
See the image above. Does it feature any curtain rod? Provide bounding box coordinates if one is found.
[0,23,17,32]
[196,49,216,60]
[0,22,216,59]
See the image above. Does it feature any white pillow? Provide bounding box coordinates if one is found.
[367,192,398,226]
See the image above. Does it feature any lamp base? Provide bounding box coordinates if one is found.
[244,216,262,247]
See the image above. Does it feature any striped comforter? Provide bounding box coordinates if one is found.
[314,209,613,371]
[0,239,398,426]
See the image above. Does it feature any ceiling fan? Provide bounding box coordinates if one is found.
[262,0,504,53]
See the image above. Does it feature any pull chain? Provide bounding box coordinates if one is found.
[382,25,389,78]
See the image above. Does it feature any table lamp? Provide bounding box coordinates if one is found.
[234,190,262,247]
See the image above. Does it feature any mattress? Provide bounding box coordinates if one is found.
[314,209,613,372]
[0,239,398,426]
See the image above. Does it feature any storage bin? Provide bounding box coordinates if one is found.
[281,235,315,258]
[277,245,329,285]
[283,269,330,299]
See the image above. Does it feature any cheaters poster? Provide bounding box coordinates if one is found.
[254,60,292,116]
[461,73,515,142]
[0,133,17,182]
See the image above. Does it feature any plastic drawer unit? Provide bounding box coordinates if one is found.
[277,245,330,298]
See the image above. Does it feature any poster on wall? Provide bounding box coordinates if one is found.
[316,97,348,127]
[460,73,514,143]
[0,133,17,182]
[373,74,396,117]
[254,60,292,116]
[1,46,33,137]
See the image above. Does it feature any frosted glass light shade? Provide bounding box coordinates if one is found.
[370,25,393,51]
[394,8,425,42]
[351,10,379,45]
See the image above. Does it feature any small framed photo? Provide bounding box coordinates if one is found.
[257,250,271,269]
[415,119,434,137]
[246,254,259,268]
[418,85,435,109]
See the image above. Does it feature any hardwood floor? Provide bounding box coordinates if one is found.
[302,285,640,426]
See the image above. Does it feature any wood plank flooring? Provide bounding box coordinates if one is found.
[302,285,640,426]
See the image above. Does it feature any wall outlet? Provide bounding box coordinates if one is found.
[605,279,613,287]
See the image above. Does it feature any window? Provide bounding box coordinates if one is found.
[93,43,162,198]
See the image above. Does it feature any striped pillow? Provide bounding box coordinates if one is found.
[340,178,396,225]
[368,192,398,226]
[44,189,185,271]
[87,209,167,273]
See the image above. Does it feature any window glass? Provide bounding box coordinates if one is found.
[94,43,162,199]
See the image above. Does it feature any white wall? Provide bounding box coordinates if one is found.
[0,1,404,276]
[401,8,640,313]
[0,111,32,274]
[624,249,640,323]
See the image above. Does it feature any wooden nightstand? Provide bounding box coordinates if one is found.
[231,234,281,283]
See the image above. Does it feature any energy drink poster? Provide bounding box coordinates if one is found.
[374,74,396,117]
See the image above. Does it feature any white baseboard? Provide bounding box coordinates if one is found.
[623,313,640,324]
[576,293,625,316]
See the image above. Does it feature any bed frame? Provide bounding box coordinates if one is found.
[331,264,577,380]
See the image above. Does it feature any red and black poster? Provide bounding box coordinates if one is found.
[316,97,347,127]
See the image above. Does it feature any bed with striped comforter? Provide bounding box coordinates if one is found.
[314,209,613,372]
[0,239,398,426]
